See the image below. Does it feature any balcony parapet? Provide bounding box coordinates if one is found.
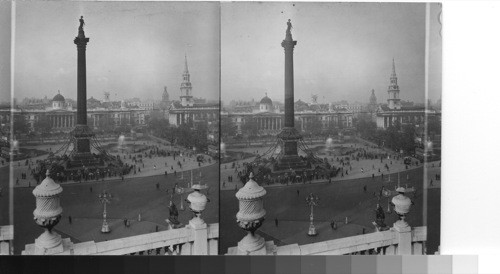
[23,223,218,255]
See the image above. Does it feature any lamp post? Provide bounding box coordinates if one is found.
[178,171,186,211]
[306,193,319,236]
[382,187,392,213]
[98,190,112,233]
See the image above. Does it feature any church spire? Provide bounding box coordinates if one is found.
[392,58,396,76]
[184,54,189,73]
[387,58,401,110]
[180,54,193,107]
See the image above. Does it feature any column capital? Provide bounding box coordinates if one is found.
[74,37,90,47]
[281,39,297,49]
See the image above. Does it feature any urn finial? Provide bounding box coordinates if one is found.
[32,169,64,253]
[235,174,267,253]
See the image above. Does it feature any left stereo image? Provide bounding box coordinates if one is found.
[2,1,220,255]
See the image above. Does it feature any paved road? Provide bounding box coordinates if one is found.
[0,165,11,226]
[13,164,218,254]
[220,166,441,254]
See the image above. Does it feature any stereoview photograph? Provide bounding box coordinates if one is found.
[220,2,442,255]
[10,1,220,255]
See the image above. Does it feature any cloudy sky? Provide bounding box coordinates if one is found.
[14,1,220,102]
[221,2,442,105]
[0,2,11,104]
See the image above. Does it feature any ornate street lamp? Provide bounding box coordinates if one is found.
[306,193,319,236]
[33,170,63,252]
[236,172,267,254]
[382,187,392,214]
[98,190,112,233]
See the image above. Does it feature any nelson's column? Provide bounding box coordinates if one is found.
[71,16,96,165]
[276,19,308,170]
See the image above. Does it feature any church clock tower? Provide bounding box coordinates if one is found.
[387,58,401,110]
[180,54,194,107]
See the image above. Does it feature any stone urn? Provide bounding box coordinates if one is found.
[33,170,63,251]
[391,187,412,228]
[236,173,267,253]
[186,184,208,226]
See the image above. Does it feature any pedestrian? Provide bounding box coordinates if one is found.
[156,225,159,232]
[275,217,278,227]
[69,216,72,224]
[156,182,160,190]
[297,189,299,196]
[90,187,93,193]
[430,179,433,186]
[124,218,127,227]
[363,185,367,193]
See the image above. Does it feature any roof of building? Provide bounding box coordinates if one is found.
[260,95,273,105]
[52,92,65,102]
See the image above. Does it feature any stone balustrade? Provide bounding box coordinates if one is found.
[0,225,14,255]
[227,225,426,255]
[23,223,218,255]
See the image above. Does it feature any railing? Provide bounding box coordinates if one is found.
[227,226,426,255]
[23,223,219,255]
[0,225,14,255]
[275,226,425,255]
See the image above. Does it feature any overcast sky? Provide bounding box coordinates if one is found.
[0,2,11,104]
[14,1,219,102]
[221,2,442,105]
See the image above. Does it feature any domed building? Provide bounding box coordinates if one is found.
[259,94,273,112]
[52,91,65,110]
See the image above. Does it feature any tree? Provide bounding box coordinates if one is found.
[13,114,29,135]
[305,117,324,136]
[96,114,114,133]
[355,114,377,139]
[34,114,52,135]
[426,116,441,135]
[241,117,259,138]
[221,116,237,138]
[147,117,169,136]
[400,124,417,154]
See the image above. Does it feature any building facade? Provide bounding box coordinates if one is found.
[168,55,219,127]
[376,59,439,129]
[223,94,354,136]
[3,92,150,134]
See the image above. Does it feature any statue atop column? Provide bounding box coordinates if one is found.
[78,16,85,37]
[286,19,293,39]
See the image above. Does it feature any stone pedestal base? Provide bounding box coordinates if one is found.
[35,230,62,250]
[101,220,110,233]
[23,237,74,255]
[188,217,208,255]
[393,220,412,255]
[227,241,277,255]
[189,216,206,229]
[307,223,317,236]
[237,232,265,254]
